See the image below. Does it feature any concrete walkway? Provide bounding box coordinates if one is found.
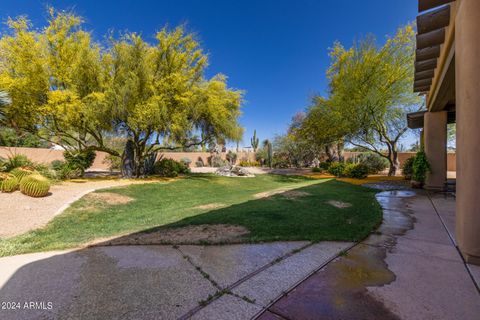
[257,190,480,320]
[0,241,352,320]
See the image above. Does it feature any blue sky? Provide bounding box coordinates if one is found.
[1,0,418,148]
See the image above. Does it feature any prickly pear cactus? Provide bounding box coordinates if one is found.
[10,166,36,181]
[0,173,19,192]
[20,174,50,197]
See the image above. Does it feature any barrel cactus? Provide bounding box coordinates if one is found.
[0,173,19,192]
[20,174,51,197]
[10,166,36,181]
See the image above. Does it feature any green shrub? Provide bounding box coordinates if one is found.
[195,157,205,167]
[401,156,415,180]
[357,153,389,174]
[5,154,33,171]
[312,167,322,173]
[154,158,189,177]
[239,160,260,167]
[102,155,121,172]
[50,160,65,171]
[63,149,96,175]
[412,151,430,183]
[20,174,51,197]
[327,162,346,177]
[272,154,289,168]
[0,157,7,172]
[49,160,82,179]
[210,155,227,167]
[10,166,36,181]
[0,173,19,192]
[343,163,369,179]
[319,161,331,170]
[180,157,192,167]
[226,151,237,165]
[34,163,58,180]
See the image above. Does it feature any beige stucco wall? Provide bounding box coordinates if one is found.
[343,151,456,172]
[0,147,256,170]
[0,147,456,172]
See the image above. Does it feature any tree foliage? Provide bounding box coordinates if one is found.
[297,24,421,175]
[0,8,244,177]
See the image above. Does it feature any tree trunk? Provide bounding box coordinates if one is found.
[387,146,399,176]
[325,141,343,162]
[121,140,135,178]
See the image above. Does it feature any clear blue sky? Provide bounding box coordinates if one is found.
[1,0,418,147]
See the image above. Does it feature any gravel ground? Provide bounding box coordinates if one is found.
[0,179,156,239]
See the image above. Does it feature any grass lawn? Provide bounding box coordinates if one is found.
[0,174,382,256]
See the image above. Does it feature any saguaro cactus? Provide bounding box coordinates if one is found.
[251,130,259,152]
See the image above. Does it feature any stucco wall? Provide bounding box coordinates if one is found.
[343,151,456,171]
[0,147,257,170]
[0,147,456,172]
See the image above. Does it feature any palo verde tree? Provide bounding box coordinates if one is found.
[0,9,244,177]
[295,97,348,162]
[0,9,111,152]
[325,24,421,175]
[105,29,243,177]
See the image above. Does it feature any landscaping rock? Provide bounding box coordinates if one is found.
[215,165,254,177]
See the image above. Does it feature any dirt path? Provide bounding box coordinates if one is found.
[0,179,159,239]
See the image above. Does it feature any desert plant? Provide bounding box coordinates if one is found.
[154,158,189,177]
[49,160,82,179]
[251,130,259,152]
[357,153,389,174]
[226,151,237,165]
[262,139,273,168]
[412,151,430,184]
[319,161,331,171]
[5,154,33,171]
[20,174,51,197]
[343,163,369,179]
[272,153,289,168]
[102,155,121,172]
[34,163,58,180]
[210,155,227,167]
[327,162,346,177]
[10,166,36,181]
[238,160,260,167]
[180,157,192,167]
[143,152,158,175]
[401,156,415,180]
[63,149,96,176]
[0,157,6,172]
[0,172,19,192]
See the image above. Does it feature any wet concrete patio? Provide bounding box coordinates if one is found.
[0,189,479,319]
[257,190,480,320]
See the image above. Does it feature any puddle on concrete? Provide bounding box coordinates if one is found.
[260,192,416,320]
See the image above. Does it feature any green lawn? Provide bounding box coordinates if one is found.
[0,174,382,256]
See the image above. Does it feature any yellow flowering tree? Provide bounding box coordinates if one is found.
[0,9,243,177]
